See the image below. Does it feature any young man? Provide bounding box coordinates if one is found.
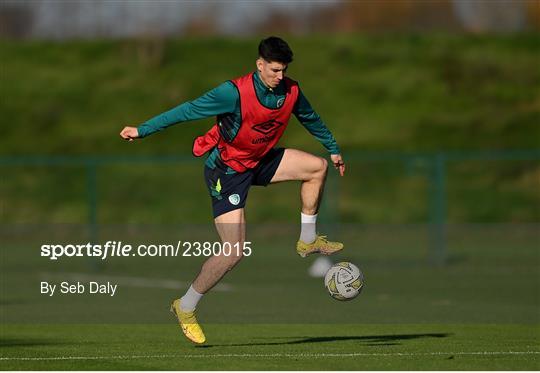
[120,36,345,344]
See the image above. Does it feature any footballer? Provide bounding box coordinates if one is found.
[120,36,345,344]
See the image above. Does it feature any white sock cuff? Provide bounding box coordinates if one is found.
[301,212,318,224]
[180,285,204,312]
[188,285,203,297]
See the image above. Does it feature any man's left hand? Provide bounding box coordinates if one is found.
[330,154,345,176]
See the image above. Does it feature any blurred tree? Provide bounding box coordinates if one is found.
[452,0,528,32]
[0,2,34,38]
[525,0,540,29]
[312,0,458,32]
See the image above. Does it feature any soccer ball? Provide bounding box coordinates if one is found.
[324,262,364,301]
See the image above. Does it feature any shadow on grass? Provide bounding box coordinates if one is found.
[0,338,70,348]
[198,333,450,348]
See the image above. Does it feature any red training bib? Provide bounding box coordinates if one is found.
[193,72,299,172]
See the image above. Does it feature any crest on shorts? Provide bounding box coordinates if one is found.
[228,193,240,206]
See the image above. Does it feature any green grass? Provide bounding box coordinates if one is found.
[2,224,538,323]
[1,224,538,369]
[1,324,539,370]
[1,34,539,224]
[1,35,539,369]
[3,34,538,154]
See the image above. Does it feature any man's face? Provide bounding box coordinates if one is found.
[256,58,288,89]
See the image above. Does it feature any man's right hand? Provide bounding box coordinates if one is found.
[330,154,346,177]
[120,126,139,141]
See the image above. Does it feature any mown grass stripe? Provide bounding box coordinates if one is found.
[2,351,539,361]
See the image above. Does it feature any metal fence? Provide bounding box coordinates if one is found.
[1,149,539,265]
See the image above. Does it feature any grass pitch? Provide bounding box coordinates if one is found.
[1,224,539,370]
[1,324,539,370]
[1,34,539,371]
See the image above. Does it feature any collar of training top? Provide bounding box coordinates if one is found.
[254,71,287,94]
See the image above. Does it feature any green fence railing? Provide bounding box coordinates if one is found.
[2,149,539,265]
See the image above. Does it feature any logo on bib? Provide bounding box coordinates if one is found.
[276,97,285,108]
[252,119,284,135]
[228,194,241,206]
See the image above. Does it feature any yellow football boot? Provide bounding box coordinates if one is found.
[170,299,206,344]
[296,235,344,258]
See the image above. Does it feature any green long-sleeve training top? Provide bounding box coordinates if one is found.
[137,72,340,173]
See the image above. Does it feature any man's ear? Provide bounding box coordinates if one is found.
[256,58,264,72]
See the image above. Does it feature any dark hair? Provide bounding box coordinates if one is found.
[258,36,293,64]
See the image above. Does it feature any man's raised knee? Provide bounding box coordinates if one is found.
[315,157,328,178]
[320,157,328,171]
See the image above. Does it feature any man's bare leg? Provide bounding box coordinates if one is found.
[270,148,342,256]
[171,208,245,344]
[192,208,246,294]
[270,148,328,214]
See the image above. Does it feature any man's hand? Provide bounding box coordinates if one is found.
[330,154,345,176]
[120,126,139,142]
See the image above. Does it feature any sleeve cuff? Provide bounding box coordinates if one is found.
[327,142,341,155]
[136,125,149,138]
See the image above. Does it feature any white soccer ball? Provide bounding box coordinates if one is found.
[324,262,364,301]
